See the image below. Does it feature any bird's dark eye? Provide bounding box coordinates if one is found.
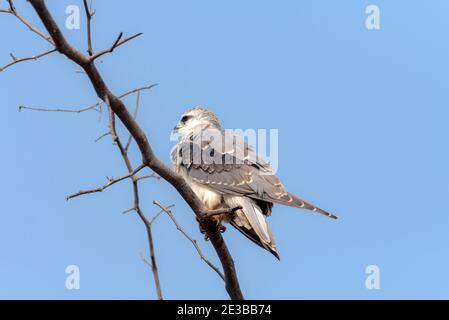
[180,115,192,123]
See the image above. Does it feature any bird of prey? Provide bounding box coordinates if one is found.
[171,107,336,259]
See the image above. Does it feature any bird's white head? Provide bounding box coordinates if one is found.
[173,107,221,137]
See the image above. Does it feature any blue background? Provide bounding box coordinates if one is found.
[1,0,448,299]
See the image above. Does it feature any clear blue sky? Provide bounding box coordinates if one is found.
[1,0,448,299]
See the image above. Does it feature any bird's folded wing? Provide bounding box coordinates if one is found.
[171,128,336,219]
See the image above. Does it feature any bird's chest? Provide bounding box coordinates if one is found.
[179,170,223,210]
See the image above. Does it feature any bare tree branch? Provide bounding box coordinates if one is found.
[65,164,146,200]
[125,91,140,151]
[19,104,101,114]
[23,88,163,297]
[90,32,143,61]
[18,83,158,114]
[153,201,225,281]
[94,131,110,142]
[118,84,159,99]
[82,0,94,56]
[145,219,163,300]
[6,0,54,45]
[0,48,56,72]
[104,95,164,300]
[25,0,243,300]
[139,203,174,282]
[149,207,168,225]
[140,252,153,268]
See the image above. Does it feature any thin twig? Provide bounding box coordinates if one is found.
[118,83,158,100]
[140,252,152,268]
[6,0,54,44]
[143,221,163,300]
[82,0,93,56]
[124,203,174,222]
[90,32,142,61]
[153,200,225,281]
[104,96,163,300]
[65,164,145,200]
[0,48,56,72]
[18,83,158,114]
[149,209,165,225]
[94,132,110,142]
[19,104,101,114]
[125,91,140,151]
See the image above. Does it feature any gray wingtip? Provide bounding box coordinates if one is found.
[327,212,338,219]
[290,194,338,220]
[316,208,338,220]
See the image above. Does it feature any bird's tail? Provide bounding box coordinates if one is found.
[227,197,280,259]
[288,192,338,219]
[230,219,280,260]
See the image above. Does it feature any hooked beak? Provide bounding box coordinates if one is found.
[173,124,181,132]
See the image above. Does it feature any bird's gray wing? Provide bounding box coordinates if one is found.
[172,128,336,219]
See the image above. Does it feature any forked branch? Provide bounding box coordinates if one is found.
[90,32,143,61]
[65,164,146,200]
[18,84,158,114]
[5,0,54,44]
[0,48,56,72]
[154,201,225,280]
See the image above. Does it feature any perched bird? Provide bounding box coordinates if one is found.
[171,107,336,259]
